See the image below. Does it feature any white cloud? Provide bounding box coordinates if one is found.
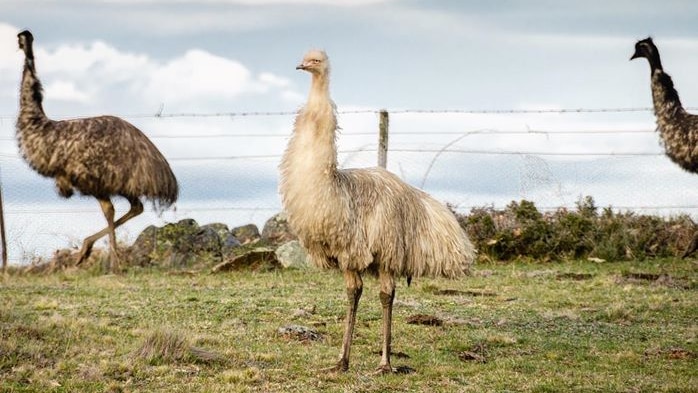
[281,89,305,104]
[0,22,302,114]
[258,72,290,88]
[44,80,90,103]
[143,49,262,107]
[38,41,150,79]
[0,23,22,71]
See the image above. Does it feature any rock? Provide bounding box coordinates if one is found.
[202,223,231,240]
[129,224,159,266]
[197,223,241,259]
[211,247,280,273]
[159,219,201,267]
[262,212,296,245]
[191,226,222,255]
[220,232,242,258]
[275,240,310,269]
[173,218,199,232]
[277,325,322,342]
[128,219,202,268]
[231,224,261,245]
[126,219,273,269]
[163,219,201,254]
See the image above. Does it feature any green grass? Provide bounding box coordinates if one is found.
[1,259,696,392]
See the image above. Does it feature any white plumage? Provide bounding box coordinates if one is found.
[279,50,475,373]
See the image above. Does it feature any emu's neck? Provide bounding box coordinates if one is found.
[306,72,331,112]
[15,56,60,179]
[646,50,663,74]
[651,69,685,122]
[280,69,340,222]
[17,59,49,130]
[291,72,338,176]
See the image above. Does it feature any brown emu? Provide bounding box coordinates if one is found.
[631,37,698,172]
[279,50,476,373]
[631,37,698,256]
[16,30,178,271]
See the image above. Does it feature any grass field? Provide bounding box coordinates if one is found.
[1,259,696,392]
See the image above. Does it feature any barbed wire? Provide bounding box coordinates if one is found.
[0,128,662,141]
[2,106,697,121]
[4,206,280,215]
[0,147,668,162]
[7,204,698,215]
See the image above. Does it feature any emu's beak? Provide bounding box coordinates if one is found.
[630,51,640,61]
[296,63,307,70]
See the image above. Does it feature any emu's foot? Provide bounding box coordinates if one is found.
[319,360,349,373]
[373,365,416,375]
[108,248,123,272]
[75,242,95,266]
[75,249,91,266]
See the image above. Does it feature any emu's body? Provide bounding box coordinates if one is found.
[279,50,475,373]
[632,37,698,257]
[631,37,698,172]
[16,30,178,271]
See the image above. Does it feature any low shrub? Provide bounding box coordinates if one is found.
[456,196,697,262]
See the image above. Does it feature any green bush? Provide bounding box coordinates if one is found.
[456,196,697,262]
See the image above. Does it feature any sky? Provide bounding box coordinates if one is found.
[1,0,698,263]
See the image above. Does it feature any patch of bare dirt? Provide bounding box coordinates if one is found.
[457,343,488,363]
[556,272,594,281]
[618,272,694,289]
[434,289,497,297]
[372,350,410,359]
[644,346,695,360]
[405,314,443,327]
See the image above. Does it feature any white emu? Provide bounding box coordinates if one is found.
[279,50,476,373]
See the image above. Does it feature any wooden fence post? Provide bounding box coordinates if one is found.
[0,171,7,273]
[378,110,389,168]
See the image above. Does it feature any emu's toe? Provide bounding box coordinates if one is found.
[319,360,349,374]
[373,364,415,375]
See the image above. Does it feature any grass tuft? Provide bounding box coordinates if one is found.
[133,329,222,365]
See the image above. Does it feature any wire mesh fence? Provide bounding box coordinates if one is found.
[3,108,698,264]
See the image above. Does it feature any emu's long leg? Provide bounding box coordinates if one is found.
[76,197,144,266]
[376,270,396,374]
[100,198,118,272]
[329,269,363,372]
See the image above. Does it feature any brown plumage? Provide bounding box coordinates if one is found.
[631,37,698,172]
[16,30,178,271]
[279,50,476,373]
[631,37,698,257]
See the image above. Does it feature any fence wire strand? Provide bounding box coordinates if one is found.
[2,106,698,121]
